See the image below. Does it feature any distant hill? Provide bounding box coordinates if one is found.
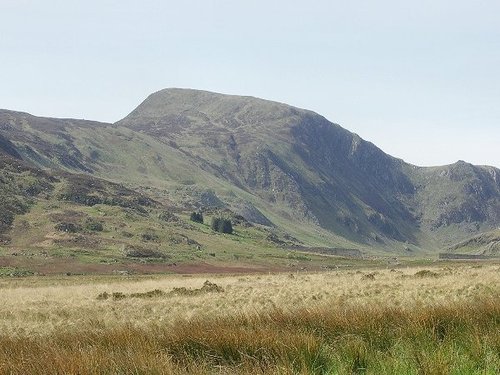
[0,88,499,259]
[446,229,500,256]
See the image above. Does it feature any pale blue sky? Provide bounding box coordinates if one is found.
[1,0,499,167]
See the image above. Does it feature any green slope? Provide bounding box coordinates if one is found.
[446,229,500,256]
[1,151,353,276]
[116,88,500,250]
[0,88,499,258]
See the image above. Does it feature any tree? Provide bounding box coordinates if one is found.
[221,219,233,234]
[190,211,204,223]
[211,217,233,234]
[211,217,221,231]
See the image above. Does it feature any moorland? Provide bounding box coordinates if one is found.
[1,264,499,374]
[1,89,499,374]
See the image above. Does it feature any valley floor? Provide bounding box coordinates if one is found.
[0,263,499,374]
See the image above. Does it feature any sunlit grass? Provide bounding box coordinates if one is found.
[0,264,499,373]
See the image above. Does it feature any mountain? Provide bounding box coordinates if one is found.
[446,229,500,256]
[0,88,499,264]
[116,89,500,250]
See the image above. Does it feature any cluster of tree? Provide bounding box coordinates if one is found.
[189,211,233,234]
[190,211,204,223]
[211,217,233,234]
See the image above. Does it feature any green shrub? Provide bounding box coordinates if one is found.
[141,232,160,242]
[85,218,103,232]
[55,222,80,233]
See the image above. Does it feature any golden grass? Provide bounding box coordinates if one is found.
[0,264,499,374]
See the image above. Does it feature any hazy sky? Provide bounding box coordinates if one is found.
[1,0,499,167]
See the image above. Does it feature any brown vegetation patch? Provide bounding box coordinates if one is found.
[53,234,102,249]
[362,272,376,281]
[141,232,160,242]
[0,253,289,276]
[414,269,440,278]
[49,210,86,223]
[158,211,180,222]
[96,281,223,301]
[170,280,224,296]
[58,173,156,212]
[123,245,167,259]
[0,297,498,374]
[54,222,81,233]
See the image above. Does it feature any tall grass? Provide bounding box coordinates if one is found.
[1,296,498,374]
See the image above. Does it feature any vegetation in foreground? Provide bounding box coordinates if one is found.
[0,265,499,374]
[1,297,498,374]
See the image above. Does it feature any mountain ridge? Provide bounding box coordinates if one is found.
[0,88,499,255]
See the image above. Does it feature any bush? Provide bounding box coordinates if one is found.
[85,218,103,232]
[190,211,204,223]
[414,269,439,278]
[211,217,233,234]
[54,222,80,233]
[141,232,160,242]
[158,211,179,222]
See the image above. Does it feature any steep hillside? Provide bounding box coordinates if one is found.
[405,162,500,246]
[0,110,108,172]
[1,89,499,257]
[0,153,54,243]
[116,88,500,249]
[117,90,413,244]
[446,229,500,256]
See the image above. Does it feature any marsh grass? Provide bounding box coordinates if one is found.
[0,297,498,374]
[0,265,499,374]
[414,269,440,278]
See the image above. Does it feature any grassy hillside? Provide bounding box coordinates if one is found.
[0,153,54,243]
[1,148,371,276]
[116,89,500,249]
[446,229,500,255]
[0,107,369,252]
[1,89,499,260]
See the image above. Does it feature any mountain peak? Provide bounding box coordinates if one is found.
[116,88,310,130]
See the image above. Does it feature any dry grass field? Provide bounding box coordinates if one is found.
[0,263,499,374]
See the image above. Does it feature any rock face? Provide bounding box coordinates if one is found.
[1,88,499,251]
